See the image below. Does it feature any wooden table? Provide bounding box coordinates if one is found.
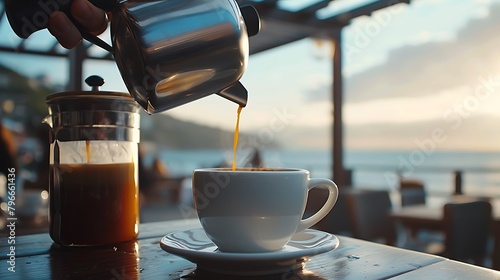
[1,219,500,279]
[390,204,445,232]
[390,199,500,271]
[390,196,500,232]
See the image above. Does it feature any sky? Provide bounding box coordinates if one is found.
[2,0,500,151]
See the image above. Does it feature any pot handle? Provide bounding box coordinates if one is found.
[5,0,115,52]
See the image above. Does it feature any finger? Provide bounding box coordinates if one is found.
[71,0,108,36]
[48,11,82,49]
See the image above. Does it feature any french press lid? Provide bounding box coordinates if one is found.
[45,76,141,143]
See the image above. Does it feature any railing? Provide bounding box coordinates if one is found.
[343,165,500,199]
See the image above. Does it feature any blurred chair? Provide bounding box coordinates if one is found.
[399,178,426,206]
[311,188,351,236]
[429,200,492,266]
[492,220,500,270]
[345,189,397,245]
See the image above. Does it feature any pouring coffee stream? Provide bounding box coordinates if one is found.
[232,105,243,171]
[5,0,261,113]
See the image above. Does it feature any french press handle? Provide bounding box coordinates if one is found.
[5,0,116,39]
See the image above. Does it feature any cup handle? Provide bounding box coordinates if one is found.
[296,179,339,232]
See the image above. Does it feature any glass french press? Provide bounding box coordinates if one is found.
[44,76,140,246]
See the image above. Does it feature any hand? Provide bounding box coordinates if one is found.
[48,0,108,49]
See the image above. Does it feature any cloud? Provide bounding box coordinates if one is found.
[345,113,500,151]
[345,3,500,103]
[278,112,500,151]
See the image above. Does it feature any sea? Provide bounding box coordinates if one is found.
[144,148,500,198]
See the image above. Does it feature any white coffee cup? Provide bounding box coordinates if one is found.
[192,168,339,253]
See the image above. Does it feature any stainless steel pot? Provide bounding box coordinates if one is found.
[6,0,260,113]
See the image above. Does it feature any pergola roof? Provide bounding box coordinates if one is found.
[0,0,410,59]
[239,0,410,54]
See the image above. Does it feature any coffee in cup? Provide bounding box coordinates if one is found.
[192,168,338,253]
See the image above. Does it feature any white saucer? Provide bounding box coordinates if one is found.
[160,228,339,276]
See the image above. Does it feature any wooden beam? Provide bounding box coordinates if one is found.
[323,0,411,25]
[250,34,310,55]
[252,3,346,35]
[331,28,346,186]
[299,0,331,14]
[258,6,316,22]
[67,44,86,91]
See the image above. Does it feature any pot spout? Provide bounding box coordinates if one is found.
[217,82,248,107]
